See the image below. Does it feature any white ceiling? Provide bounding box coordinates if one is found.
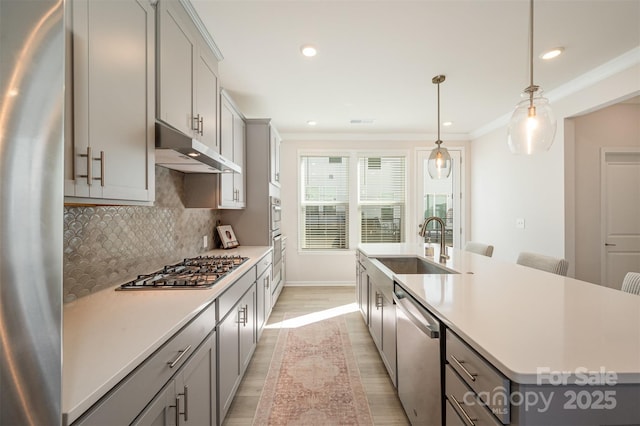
[191,0,640,138]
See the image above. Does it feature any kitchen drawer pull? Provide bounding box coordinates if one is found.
[451,354,477,382]
[167,345,192,369]
[449,394,477,426]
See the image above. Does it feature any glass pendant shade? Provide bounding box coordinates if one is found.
[427,143,452,179]
[507,90,556,155]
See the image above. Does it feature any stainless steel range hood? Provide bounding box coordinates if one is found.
[155,122,241,174]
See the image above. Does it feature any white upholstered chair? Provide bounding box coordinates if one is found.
[516,252,569,276]
[621,272,640,295]
[464,241,494,257]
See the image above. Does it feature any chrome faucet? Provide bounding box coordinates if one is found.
[419,216,449,263]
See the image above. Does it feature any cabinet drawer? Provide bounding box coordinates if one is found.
[256,251,272,278]
[446,330,510,424]
[445,365,503,426]
[218,266,256,321]
[73,302,216,425]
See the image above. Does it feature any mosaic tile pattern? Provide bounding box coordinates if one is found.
[63,167,220,302]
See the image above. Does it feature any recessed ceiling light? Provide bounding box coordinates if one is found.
[540,47,564,60]
[442,121,453,127]
[300,45,317,57]
[307,120,317,126]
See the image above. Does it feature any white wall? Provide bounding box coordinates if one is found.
[470,62,640,271]
[571,102,640,285]
[280,138,469,285]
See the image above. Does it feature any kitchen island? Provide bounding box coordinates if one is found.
[63,246,271,425]
[358,243,640,425]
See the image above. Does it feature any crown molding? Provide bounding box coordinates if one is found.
[470,46,640,140]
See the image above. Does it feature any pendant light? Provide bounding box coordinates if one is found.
[428,75,451,179]
[507,0,556,155]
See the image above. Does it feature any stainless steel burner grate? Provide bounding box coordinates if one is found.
[117,255,249,290]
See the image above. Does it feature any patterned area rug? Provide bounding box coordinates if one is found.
[253,315,373,425]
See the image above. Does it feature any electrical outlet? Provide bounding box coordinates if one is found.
[203,235,208,248]
[516,218,525,229]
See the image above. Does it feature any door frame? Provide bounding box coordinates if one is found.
[600,147,640,287]
[416,148,465,249]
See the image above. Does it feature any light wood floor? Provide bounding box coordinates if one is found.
[223,286,410,425]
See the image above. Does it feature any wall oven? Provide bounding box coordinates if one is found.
[270,196,281,233]
[270,196,282,286]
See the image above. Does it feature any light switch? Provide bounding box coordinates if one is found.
[203,235,208,248]
[516,218,525,229]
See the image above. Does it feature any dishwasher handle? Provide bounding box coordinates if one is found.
[394,290,439,339]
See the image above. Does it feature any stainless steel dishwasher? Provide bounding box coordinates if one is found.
[394,285,442,425]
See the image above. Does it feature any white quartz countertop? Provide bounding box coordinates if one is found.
[358,243,640,385]
[62,246,271,425]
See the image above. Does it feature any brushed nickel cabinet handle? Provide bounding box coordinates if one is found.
[199,116,204,136]
[92,150,104,186]
[237,306,245,325]
[167,345,192,369]
[172,397,180,426]
[192,114,200,132]
[78,146,92,185]
[450,354,477,382]
[449,394,477,426]
[179,385,188,421]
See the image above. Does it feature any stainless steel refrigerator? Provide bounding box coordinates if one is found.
[1,0,64,424]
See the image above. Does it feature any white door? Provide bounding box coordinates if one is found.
[417,149,463,249]
[601,149,640,289]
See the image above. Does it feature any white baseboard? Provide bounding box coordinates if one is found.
[284,281,355,287]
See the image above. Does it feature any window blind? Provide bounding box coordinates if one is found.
[300,156,349,249]
[359,156,406,243]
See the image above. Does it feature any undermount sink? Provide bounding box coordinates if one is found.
[374,256,458,275]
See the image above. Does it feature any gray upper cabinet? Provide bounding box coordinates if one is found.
[64,0,155,204]
[219,90,246,209]
[157,0,219,153]
[269,125,281,187]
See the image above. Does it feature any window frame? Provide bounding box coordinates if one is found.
[297,149,409,253]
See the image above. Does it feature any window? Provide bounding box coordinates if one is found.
[299,153,407,250]
[300,156,349,249]
[358,156,406,243]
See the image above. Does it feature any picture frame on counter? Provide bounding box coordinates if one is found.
[217,225,239,249]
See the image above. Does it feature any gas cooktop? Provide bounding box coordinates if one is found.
[117,255,249,290]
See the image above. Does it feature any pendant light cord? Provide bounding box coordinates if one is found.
[529,0,534,90]
[432,75,445,146]
[437,79,441,143]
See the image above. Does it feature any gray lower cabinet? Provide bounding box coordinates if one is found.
[133,331,216,426]
[218,281,257,423]
[256,263,273,340]
[356,256,368,324]
[72,303,216,425]
[445,328,640,425]
[363,253,397,387]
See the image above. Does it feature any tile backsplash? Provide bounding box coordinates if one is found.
[63,167,220,302]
